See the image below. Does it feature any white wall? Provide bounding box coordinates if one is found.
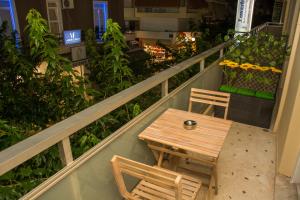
[140,17,179,32]
[276,12,300,176]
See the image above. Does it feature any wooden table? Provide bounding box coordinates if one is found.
[138,108,232,195]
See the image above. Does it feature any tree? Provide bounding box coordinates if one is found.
[0,9,88,128]
[86,19,133,98]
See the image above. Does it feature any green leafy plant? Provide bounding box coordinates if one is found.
[86,19,133,97]
[102,19,133,92]
[81,19,145,156]
[0,9,88,128]
[256,76,273,85]
[0,9,90,199]
[222,67,237,86]
[0,120,62,200]
[220,30,289,97]
[243,72,254,82]
[25,10,88,124]
[225,32,288,67]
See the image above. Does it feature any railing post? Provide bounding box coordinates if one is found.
[219,48,224,58]
[200,59,205,72]
[161,80,168,97]
[58,137,73,166]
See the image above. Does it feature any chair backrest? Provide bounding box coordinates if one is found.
[111,155,183,200]
[188,88,231,119]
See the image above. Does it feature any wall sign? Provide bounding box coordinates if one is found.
[64,30,81,45]
[235,0,255,33]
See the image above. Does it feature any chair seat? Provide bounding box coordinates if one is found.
[131,175,201,200]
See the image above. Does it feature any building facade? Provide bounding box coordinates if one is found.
[0,0,124,39]
[124,0,228,45]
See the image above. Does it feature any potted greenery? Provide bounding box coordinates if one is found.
[215,31,289,128]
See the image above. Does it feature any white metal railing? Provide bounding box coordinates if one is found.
[0,22,275,176]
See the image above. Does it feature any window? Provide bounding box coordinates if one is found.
[137,7,179,13]
[93,1,108,40]
[0,0,19,34]
[46,0,63,36]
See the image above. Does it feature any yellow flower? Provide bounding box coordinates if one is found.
[271,67,282,73]
[252,65,260,70]
[240,66,249,70]
[226,62,239,68]
[219,59,233,66]
[260,66,271,71]
[226,61,282,74]
[240,63,253,67]
[253,66,262,71]
[249,65,259,70]
[227,61,238,65]
[223,59,232,63]
[254,66,269,71]
[219,59,239,68]
[240,63,254,70]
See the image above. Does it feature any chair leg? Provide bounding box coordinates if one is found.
[157,151,164,167]
[207,177,213,200]
[213,165,218,195]
[207,190,212,200]
[170,155,180,171]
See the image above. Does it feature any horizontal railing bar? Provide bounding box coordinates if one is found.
[0,22,271,176]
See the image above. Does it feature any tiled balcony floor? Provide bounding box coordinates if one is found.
[163,122,277,200]
[274,174,298,200]
[212,123,276,200]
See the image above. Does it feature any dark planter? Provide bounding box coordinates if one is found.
[215,93,275,128]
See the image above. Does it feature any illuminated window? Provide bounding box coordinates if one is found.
[0,0,19,33]
[93,1,108,40]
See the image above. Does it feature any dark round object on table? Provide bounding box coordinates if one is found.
[183,120,197,130]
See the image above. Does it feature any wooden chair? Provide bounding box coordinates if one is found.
[111,155,201,200]
[147,142,218,196]
[188,88,231,119]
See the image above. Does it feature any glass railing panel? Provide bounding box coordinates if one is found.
[38,102,169,200]
[35,62,222,200]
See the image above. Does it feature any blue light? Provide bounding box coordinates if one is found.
[8,0,16,31]
[101,2,108,32]
[94,1,108,40]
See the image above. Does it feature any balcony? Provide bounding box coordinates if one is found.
[0,23,297,200]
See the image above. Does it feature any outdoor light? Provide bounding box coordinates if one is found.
[191,37,195,42]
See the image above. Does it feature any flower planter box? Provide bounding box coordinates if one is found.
[215,93,275,128]
[214,32,287,129]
